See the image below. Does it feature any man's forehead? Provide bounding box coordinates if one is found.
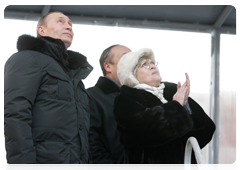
[48,12,71,22]
[113,45,131,54]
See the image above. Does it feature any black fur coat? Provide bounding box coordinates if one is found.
[114,82,215,164]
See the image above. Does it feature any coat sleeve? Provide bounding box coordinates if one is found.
[181,97,216,149]
[88,93,114,164]
[114,93,194,147]
[4,52,42,163]
[161,81,216,149]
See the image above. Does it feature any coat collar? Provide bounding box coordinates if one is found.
[95,76,120,94]
[17,34,91,70]
[120,81,177,104]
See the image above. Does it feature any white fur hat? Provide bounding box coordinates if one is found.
[117,48,155,87]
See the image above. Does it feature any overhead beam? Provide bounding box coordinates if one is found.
[214,5,234,28]
[4,10,236,34]
[69,15,236,34]
[41,5,51,17]
[4,11,41,21]
[68,15,214,33]
[219,26,236,34]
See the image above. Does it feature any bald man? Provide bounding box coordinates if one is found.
[88,45,131,163]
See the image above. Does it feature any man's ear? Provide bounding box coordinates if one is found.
[103,62,111,74]
[37,26,45,36]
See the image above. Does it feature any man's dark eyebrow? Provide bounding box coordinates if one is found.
[57,17,64,20]
[57,17,72,25]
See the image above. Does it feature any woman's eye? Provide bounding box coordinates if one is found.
[142,63,147,67]
[58,20,63,23]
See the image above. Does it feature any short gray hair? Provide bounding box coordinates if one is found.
[99,44,119,76]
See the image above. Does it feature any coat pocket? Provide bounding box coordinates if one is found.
[35,140,70,164]
[46,70,71,101]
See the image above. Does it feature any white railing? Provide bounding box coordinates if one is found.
[184,137,205,164]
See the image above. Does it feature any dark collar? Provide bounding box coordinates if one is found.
[120,85,161,105]
[95,76,120,94]
[17,34,89,70]
[161,81,177,101]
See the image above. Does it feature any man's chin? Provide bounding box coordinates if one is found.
[63,40,72,49]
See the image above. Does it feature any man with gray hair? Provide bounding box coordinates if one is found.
[87,45,131,163]
[4,12,93,164]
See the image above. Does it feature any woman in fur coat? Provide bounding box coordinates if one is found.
[114,48,215,164]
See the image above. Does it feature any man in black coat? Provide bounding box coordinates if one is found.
[87,45,131,163]
[4,12,93,164]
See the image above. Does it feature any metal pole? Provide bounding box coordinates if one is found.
[209,29,220,164]
[41,5,51,17]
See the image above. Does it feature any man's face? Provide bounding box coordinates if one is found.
[108,45,131,83]
[39,12,73,49]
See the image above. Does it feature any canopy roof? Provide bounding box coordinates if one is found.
[4,5,236,34]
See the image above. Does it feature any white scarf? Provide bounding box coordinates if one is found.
[134,83,168,103]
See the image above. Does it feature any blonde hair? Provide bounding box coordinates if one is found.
[133,56,153,77]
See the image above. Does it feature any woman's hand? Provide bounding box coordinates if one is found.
[173,73,190,106]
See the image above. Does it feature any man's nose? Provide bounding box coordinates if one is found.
[66,24,72,31]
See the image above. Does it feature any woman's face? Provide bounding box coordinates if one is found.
[136,59,162,87]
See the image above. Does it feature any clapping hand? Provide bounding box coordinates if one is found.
[173,73,190,106]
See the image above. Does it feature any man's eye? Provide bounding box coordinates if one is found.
[58,20,63,23]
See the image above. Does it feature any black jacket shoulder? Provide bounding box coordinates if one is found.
[88,76,120,95]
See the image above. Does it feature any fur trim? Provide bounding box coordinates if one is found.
[16,34,89,70]
[117,48,155,87]
[17,34,65,52]
[67,50,87,69]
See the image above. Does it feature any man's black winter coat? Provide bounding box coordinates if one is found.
[4,35,93,164]
[88,77,124,163]
[114,83,216,164]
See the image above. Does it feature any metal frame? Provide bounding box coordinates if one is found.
[208,5,233,164]
[41,5,51,17]
[4,5,236,35]
[214,6,234,29]
[209,28,221,164]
